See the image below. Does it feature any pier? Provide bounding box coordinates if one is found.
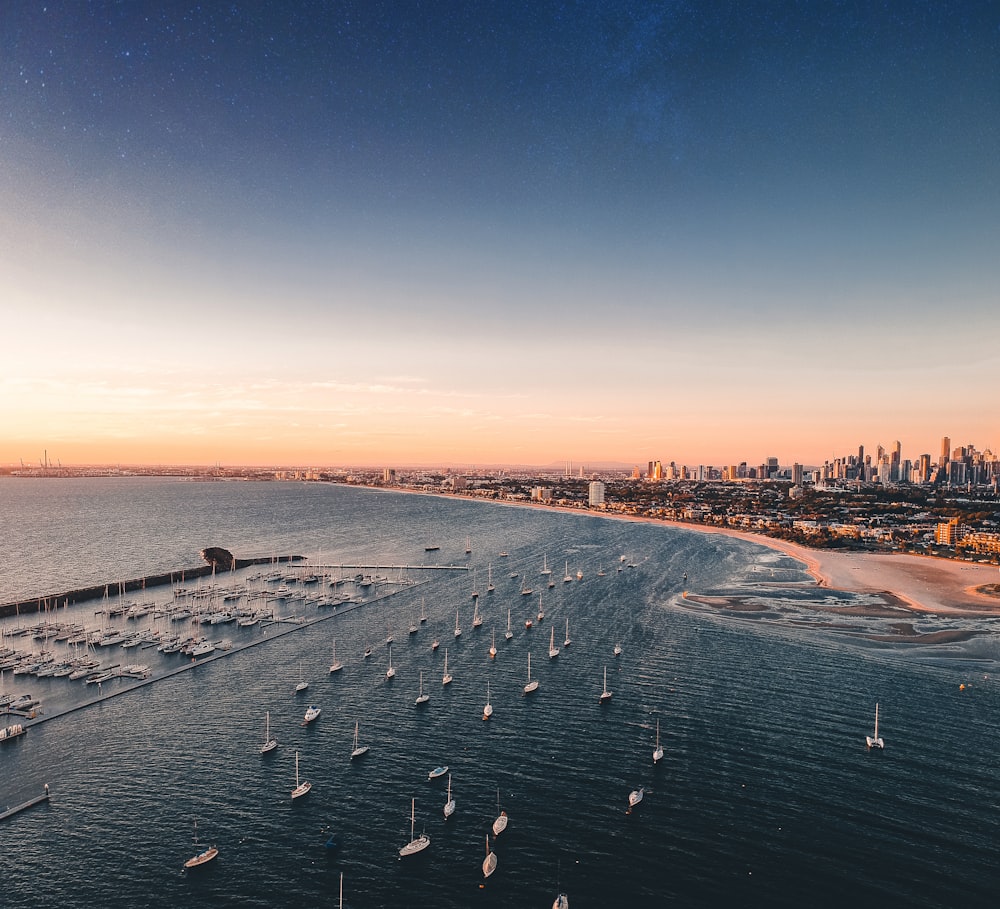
[0,785,50,823]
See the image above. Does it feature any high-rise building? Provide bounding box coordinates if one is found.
[588,481,605,507]
[940,436,951,467]
[791,463,804,485]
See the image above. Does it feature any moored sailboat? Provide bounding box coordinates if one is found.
[482,833,497,878]
[260,710,278,755]
[291,750,311,799]
[398,798,431,857]
[483,680,493,720]
[599,666,612,703]
[350,720,369,759]
[415,670,430,705]
[653,719,664,763]
[523,652,539,694]
[492,788,508,835]
[183,820,218,869]
[866,702,885,750]
[443,773,455,818]
[548,625,559,659]
[442,648,452,685]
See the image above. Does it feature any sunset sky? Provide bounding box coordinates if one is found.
[2,2,997,468]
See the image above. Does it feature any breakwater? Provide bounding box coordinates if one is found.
[0,553,303,618]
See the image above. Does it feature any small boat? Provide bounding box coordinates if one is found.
[363,646,373,659]
[499,551,509,558]
[866,702,885,750]
[472,600,483,626]
[408,617,418,634]
[483,680,493,720]
[564,617,571,648]
[260,710,278,755]
[304,704,321,724]
[415,671,430,706]
[492,789,508,835]
[548,626,559,659]
[537,593,545,622]
[505,609,513,641]
[524,616,533,629]
[627,787,644,811]
[386,643,395,680]
[295,663,309,693]
[183,820,218,869]
[425,545,440,552]
[431,637,440,651]
[482,833,497,878]
[613,643,622,657]
[523,652,539,694]
[398,798,430,857]
[329,640,343,673]
[291,750,311,799]
[350,720,369,760]
[563,562,572,583]
[653,719,664,763]
[553,894,569,909]
[442,648,453,685]
[443,773,455,818]
[599,666,612,703]
[576,569,583,580]
[454,609,462,638]
[521,578,533,596]
[489,628,497,659]
[428,764,448,780]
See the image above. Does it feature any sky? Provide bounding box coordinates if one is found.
[2,1,998,469]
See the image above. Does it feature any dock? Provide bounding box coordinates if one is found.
[0,785,50,822]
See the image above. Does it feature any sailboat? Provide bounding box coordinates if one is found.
[465,535,472,554]
[521,576,533,596]
[183,819,218,869]
[483,680,493,720]
[486,563,495,593]
[537,593,545,622]
[523,652,539,694]
[627,787,644,811]
[350,720,369,759]
[442,648,453,685]
[415,670,430,705]
[295,663,309,693]
[291,750,311,799]
[505,608,513,641]
[548,626,560,659]
[472,599,483,626]
[599,666,612,702]
[866,702,885,750]
[489,628,497,659]
[541,554,551,575]
[443,773,455,818]
[260,710,278,754]
[329,640,343,673]
[563,561,572,583]
[653,719,664,763]
[553,894,570,909]
[454,609,462,638]
[386,643,395,679]
[482,833,497,878]
[398,798,430,857]
[564,617,571,648]
[420,598,428,623]
[492,788,508,835]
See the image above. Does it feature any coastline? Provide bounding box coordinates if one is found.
[387,487,1000,617]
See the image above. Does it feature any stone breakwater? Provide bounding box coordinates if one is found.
[0,552,303,618]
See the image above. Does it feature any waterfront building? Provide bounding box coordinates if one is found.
[588,481,605,507]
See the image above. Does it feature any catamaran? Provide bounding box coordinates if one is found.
[866,702,885,750]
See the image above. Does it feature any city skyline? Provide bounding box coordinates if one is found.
[3,3,997,467]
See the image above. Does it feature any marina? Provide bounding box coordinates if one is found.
[1,478,998,908]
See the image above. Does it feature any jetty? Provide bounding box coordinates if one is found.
[0,785,50,823]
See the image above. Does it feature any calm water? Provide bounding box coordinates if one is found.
[1,478,998,908]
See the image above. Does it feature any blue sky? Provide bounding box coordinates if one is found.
[2,1,997,467]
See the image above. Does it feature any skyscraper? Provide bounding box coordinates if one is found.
[940,436,951,467]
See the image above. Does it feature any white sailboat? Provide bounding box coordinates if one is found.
[537,592,545,622]
[653,719,664,763]
[295,662,309,693]
[548,625,560,659]
[489,628,497,659]
[443,773,455,818]
[540,554,551,575]
[442,648,453,685]
[350,720,369,759]
[415,670,430,705]
[183,819,218,869]
[329,639,343,673]
[472,599,483,626]
[487,563,495,592]
[563,561,572,583]
[523,652,539,694]
[564,617,571,648]
[866,702,885,750]
[600,666,612,702]
[420,598,428,623]
[492,788,508,835]
[386,643,395,679]
[505,608,513,641]
[482,833,497,878]
[454,608,462,638]
[291,751,311,799]
[260,710,278,754]
[627,787,644,811]
[398,798,430,857]
[483,680,493,720]
[553,894,570,909]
